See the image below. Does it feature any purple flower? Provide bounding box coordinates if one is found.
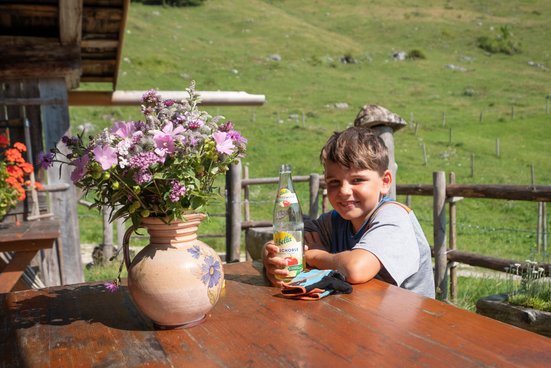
[38,151,55,169]
[70,154,89,182]
[188,245,201,259]
[133,170,152,185]
[104,281,119,292]
[212,132,234,155]
[218,121,234,132]
[169,180,186,202]
[187,119,204,130]
[110,121,136,139]
[227,130,247,144]
[93,145,118,170]
[128,152,164,171]
[201,256,222,289]
[164,100,175,107]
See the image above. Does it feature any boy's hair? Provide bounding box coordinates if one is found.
[320,126,389,175]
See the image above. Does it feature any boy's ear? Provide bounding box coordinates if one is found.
[381,170,392,194]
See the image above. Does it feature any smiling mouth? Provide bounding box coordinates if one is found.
[339,201,358,208]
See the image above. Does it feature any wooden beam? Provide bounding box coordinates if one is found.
[0,37,81,88]
[59,0,83,45]
[68,90,267,106]
[113,0,130,90]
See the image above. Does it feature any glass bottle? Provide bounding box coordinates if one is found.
[272,164,304,282]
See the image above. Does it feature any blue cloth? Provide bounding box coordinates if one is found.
[329,196,395,253]
[281,269,352,300]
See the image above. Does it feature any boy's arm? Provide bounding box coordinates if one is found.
[305,248,382,284]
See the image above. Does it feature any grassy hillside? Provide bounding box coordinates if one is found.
[73,0,551,265]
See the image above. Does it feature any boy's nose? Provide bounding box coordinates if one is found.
[339,182,352,195]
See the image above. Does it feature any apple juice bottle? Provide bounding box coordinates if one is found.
[272,164,304,282]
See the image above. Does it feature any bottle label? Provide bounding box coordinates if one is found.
[276,188,299,208]
[273,230,304,281]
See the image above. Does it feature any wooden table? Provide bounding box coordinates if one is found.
[1,261,551,367]
[0,219,59,293]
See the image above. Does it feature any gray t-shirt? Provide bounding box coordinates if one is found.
[305,202,435,298]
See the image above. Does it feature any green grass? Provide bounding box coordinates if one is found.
[71,1,551,310]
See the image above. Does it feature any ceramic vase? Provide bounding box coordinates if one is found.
[123,213,224,329]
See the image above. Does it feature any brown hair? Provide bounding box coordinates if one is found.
[320,126,389,175]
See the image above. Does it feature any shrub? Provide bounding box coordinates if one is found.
[477,25,521,55]
[407,49,426,60]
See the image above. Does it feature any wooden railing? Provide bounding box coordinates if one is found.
[226,163,551,301]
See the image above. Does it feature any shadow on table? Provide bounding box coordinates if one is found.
[7,284,153,331]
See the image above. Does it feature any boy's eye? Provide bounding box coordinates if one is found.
[327,180,340,187]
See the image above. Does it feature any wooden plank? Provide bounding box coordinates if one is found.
[112,0,129,89]
[81,39,118,48]
[59,0,83,45]
[39,78,84,286]
[4,262,551,367]
[0,251,37,293]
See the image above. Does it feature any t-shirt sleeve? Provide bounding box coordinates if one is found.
[304,212,333,251]
[353,204,420,287]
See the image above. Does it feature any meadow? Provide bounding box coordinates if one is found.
[75,0,551,309]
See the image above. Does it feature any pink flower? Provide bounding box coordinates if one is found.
[110,121,136,139]
[150,122,184,158]
[213,131,234,155]
[104,281,119,292]
[70,154,89,182]
[93,145,118,170]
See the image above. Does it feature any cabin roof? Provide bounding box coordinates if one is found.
[0,0,129,90]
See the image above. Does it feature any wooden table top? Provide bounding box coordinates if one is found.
[0,219,60,252]
[1,261,550,367]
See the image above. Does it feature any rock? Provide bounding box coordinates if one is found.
[446,64,467,72]
[269,54,282,62]
[392,51,407,61]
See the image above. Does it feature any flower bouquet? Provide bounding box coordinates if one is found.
[0,135,42,221]
[41,82,247,227]
[40,82,247,328]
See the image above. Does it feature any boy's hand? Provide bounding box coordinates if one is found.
[262,241,288,287]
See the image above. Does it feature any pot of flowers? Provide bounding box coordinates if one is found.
[476,261,551,338]
[0,136,41,227]
[41,82,247,329]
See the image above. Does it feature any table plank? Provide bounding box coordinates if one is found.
[0,251,37,293]
[1,261,551,368]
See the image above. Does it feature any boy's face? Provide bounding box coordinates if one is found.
[324,160,391,232]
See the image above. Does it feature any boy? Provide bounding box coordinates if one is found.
[263,126,435,298]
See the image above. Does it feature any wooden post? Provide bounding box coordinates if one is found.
[405,194,411,208]
[225,160,242,263]
[309,173,320,219]
[41,78,84,285]
[544,202,548,252]
[496,138,500,158]
[371,126,398,199]
[243,165,250,222]
[422,143,427,166]
[479,111,483,123]
[448,172,458,303]
[116,216,125,250]
[414,123,419,135]
[102,206,113,263]
[433,171,447,300]
[537,202,543,254]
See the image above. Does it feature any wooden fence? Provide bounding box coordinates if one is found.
[226,163,551,301]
